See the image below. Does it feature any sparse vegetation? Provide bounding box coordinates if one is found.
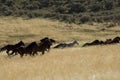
[0,0,120,24]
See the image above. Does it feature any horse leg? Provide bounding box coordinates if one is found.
[19,52,24,58]
[9,51,14,56]
[35,52,38,55]
[32,51,36,56]
[42,50,45,55]
[33,51,38,56]
[14,52,18,55]
[47,48,50,52]
[6,50,10,56]
[29,52,33,56]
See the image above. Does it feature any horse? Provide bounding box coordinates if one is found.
[104,39,112,44]
[0,41,25,56]
[54,40,79,48]
[82,40,104,47]
[65,40,79,47]
[111,36,120,44]
[10,42,39,57]
[10,46,26,57]
[54,43,67,48]
[30,37,55,55]
[40,37,56,51]
[10,38,55,57]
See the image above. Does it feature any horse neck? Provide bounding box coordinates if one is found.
[67,42,75,46]
[71,41,77,45]
[71,41,78,46]
[15,42,22,47]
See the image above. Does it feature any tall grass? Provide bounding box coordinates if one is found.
[0,44,120,80]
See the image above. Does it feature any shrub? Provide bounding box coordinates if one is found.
[0,0,7,3]
[26,12,34,18]
[3,9,13,16]
[90,3,101,12]
[80,15,91,23]
[104,0,113,10]
[55,6,67,14]
[4,0,15,7]
[0,5,8,11]
[70,3,86,13]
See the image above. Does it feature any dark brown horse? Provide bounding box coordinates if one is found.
[40,37,56,51]
[0,41,25,55]
[10,42,38,57]
[31,37,55,55]
[10,37,55,57]
[110,36,120,44]
[82,40,104,47]
[82,36,120,47]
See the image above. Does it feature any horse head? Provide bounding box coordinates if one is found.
[40,37,49,42]
[73,40,79,45]
[18,41,25,46]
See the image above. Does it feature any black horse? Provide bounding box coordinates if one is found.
[0,41,25,55]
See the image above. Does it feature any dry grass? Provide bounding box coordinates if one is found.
[0,16,120,46]
[0,44,120,80]
[0,17,120,80]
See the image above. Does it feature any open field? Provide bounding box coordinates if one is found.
[0,17,120,46]
[0,17,120,80]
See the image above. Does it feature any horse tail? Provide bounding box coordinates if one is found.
[0,46,7,52]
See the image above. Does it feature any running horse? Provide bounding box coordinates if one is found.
[54,40,79,48]
[40,37,56,51]
[10,42,38,57]
[10,37,56,57]
[0,41,25,56]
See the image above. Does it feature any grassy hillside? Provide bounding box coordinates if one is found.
[0,0,120,24]
[0,16,120,80]
[0,17,120,46]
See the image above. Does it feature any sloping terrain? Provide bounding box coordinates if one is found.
[0,17,120,80]
[0,0,120,24]
[0,17,120,46]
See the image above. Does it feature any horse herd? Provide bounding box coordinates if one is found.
[82,36,120,47]
[0,37,56,57]
[0,36,120,57]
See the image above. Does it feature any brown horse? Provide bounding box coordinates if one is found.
[0,41,25,56]
[40,37,56,51]
[82,40,104,47]
[10,37,55,57]
[10,42,38,57]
